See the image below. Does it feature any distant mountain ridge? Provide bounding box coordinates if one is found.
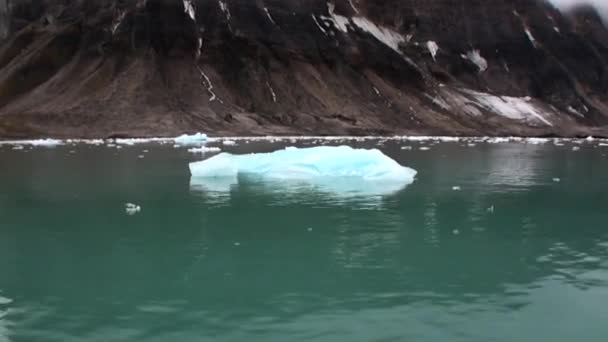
[0,0,607,138]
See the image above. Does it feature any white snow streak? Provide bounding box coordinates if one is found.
[312,15,328,35]
[183,0,196,21]
[525,27,538,48]
[348,0,360,14]
[463,50,488,73]
[264,8,277,25]
[219,0,231,21]
[464,90,553,126]
[196,65,222,103]
[112,11,126,35]
[322,3,349,33]
[267,81,277,103]
[351,17,406,54]
[427,41,439,61]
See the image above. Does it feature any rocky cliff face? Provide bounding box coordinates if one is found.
[0,0,607,138]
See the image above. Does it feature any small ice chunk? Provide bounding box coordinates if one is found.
[188,146,221,154]
[452,186,461,191]
[138,155,145,159]
[12,145,24,150]
[586,136,594,141]
[174,133,208,146]
[222,140,236,146]
[572,146,580,151]
[419,147,431,151]
[125,203,141,215]
[552,178,561,183]
[401,146,413,150]
[0,139,63,147]
[190,146,417,196]
[0,295,12,304]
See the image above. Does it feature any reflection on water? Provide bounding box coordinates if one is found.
[190,174,412,208]
[1,140,608,341]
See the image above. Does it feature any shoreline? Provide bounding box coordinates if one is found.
[1,135,607,147]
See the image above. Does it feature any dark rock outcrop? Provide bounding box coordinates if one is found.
[0,0,607,138]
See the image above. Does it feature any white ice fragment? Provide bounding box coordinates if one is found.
[526,138,550,144]
[452,186,461,191]
[427,41,439,61]
[1,138,63,147]
[0,295,12,304]
[464,50,488,73]
[222,140,236,146]
[572,146,580,151]
[12,145,24,150]
[138,155,145,159]
[401,146,412,150]
[487,205,495,213]
[188,146,222,154]
[125,203,141,215]
[174,133,208,146]
[552,178,561,182]
[586,136,594,141]
[419,147,431,151]
[190,146,417,196]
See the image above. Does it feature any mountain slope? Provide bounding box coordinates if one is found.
[0,0,607,138]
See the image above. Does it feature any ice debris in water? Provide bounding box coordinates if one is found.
[189,146,417,196]
[0,139,62,147]
[222,140,237,146]
[125,203,141,215]
[188,146,221,154]
[553,178,561,183]
[452,186,461,191]
[174,133,208,146]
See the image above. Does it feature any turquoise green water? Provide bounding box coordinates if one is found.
[1,140,608,341]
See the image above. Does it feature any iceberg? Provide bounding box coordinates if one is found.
[174,133,208,146]
[189,146,417,196]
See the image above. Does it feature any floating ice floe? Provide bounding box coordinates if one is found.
[552,178,561,183]
[174,133,208,146]
[452,186,462,191]
[222,140,236,146]
[188,146,221,154]
[190,146,417,196]
[125,203,141,215]
[0,138,63,147]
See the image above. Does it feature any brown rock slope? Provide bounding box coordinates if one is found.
[0,0,607,138]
